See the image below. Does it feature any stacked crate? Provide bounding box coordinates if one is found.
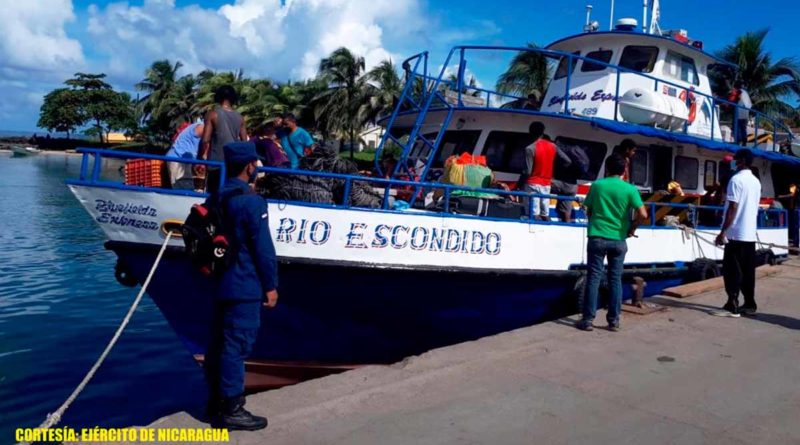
[124,159,165,187]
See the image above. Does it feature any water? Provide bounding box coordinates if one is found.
[0,153,205,443]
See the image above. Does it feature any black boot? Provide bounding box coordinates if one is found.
[216,395,268,431]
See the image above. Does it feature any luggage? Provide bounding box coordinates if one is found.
[448,196,526,220]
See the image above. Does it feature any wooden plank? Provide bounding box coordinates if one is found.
[662,265,786,299]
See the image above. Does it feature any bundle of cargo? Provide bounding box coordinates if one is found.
[124,159,166,188]
[437,153,526,220]
[442,153,496,198]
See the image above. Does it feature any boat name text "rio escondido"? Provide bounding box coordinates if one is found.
[94,199,160,231]
[275,218,502,256]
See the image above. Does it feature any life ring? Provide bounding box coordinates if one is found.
[679,90,697,125]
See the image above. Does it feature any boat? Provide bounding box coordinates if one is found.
[67,2,797,390]
[11,146,41,157]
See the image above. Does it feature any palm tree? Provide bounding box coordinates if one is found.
[313,48,371,159]
[360,59,402,124]
[136,60,183,121]
[711,29,800,119]
[164,74,200,129]
[495,43,551,107]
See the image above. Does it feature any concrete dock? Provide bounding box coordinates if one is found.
[147,264,800,445]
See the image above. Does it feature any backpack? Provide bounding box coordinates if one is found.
[182,189,243,277]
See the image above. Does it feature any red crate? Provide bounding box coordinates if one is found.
[125,159,165,187]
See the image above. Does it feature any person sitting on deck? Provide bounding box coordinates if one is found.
[251,122,290,168]
[576,154,649,332]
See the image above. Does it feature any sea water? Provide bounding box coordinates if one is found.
[0,153,204,442]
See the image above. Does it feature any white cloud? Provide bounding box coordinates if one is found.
[0,0,85,77]
[0,2,84,130]
[85,0,423,84]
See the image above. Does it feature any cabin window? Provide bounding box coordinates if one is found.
[704,160,717,189]
[554,51,580,80]
[674,156,699,190]
[662,51,699,86]
[554,137,607,181]
[619,46,659,73]
[484,131,531,172]
[581,50,613,72]
[410,131,481,169]
[630,151,649,186]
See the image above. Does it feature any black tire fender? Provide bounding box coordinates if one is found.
[114,260,139,287]
[689,258,720,282]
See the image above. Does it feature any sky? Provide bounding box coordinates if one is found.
[1,0,798,132]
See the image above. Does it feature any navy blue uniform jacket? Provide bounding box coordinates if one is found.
[216,178,278,301]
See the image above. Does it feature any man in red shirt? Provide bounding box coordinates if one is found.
[519,122,562,221]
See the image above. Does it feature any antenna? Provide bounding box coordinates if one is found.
[609,0,615,30]
[585,4,593,27]
[583,5,599,32]
[642,0,648,33]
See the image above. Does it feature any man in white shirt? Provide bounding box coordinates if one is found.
[734,81,752,146]
[714,149,761,317]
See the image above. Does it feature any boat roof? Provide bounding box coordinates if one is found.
[591,116,800,166]
[545,31,737,68]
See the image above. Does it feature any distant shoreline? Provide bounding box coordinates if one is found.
[0,148,82,157]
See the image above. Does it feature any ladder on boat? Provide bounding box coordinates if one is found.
[374,51,466,190]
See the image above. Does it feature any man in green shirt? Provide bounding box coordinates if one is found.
[577,154,648,331]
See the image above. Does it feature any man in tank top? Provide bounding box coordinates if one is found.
[198,85,248,193]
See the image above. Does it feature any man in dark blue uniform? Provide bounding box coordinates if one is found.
[204,141,278,431]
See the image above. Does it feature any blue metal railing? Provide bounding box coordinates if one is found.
[386,45,794,155]
[71,148,787,233]
[74,147,225,196]
[645,200,787,230]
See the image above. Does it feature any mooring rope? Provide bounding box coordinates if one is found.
[671,222,800,254]
[18,232,174,445]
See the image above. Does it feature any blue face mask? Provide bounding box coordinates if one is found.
[731,159,738,170]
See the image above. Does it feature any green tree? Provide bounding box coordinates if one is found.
[360,60,402,125]
[314,47,369,159]
[496,43,551,106]
[711,29,800,119]
[37,88,84,138]
[136,60,186,144]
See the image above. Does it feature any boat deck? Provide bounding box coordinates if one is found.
[130,261,800,445]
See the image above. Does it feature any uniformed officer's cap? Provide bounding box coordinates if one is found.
[224,142,258,166]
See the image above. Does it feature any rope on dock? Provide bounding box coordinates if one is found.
[672,223,800,254]
[18,232,174,445]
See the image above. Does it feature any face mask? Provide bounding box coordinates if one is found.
[731,160,738,170]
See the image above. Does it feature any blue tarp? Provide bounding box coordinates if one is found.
[591,119,800,166]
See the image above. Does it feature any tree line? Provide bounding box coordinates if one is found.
[38,29,800,149]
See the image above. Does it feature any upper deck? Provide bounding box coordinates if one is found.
[377,37,797,185]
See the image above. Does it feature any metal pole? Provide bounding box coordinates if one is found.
[609,0,615,30]
[642,0,648,33]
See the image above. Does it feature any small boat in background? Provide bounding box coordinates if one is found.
[11,146,41,157]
